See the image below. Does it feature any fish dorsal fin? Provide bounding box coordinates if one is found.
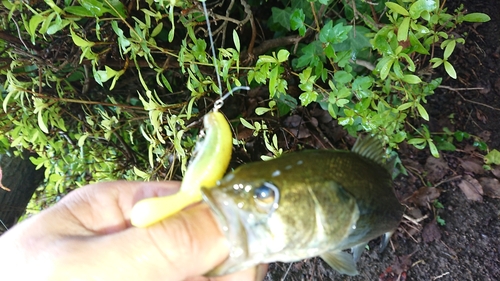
[351,135,392,172]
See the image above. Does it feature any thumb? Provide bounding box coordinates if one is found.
[142,202,230,279]
[59,203,229,281]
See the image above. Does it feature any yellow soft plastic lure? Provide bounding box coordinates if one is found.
[130,111,232,227]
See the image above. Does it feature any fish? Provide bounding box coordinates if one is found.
[200,136,404,276]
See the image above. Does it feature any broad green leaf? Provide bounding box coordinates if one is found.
[397,17,411,42]
[444,61,457,79]
[38,111,49,134]
[409,0,437,19]
[255,107,271,115]
[277,49,290,63]
[46,15,69,35]
[443,40,455,60]
[484,149,500,165]
[290,9,306,36]
[133,166,150,179]
[397,102,412,111]
[77,133,89,147]
[240,118,255,130]
[416,103,429,121]
[429,57,443,68]
[334,71,353,84]
[70,28,95,47]
[462,13,491,23]
[428,140,439,158]
[28,13,47,43]
[402,74,422,84]
[39,12,56,34]
[299,91,318,107]
[385,2,409,16]
[271,7,291,30]
[376,56,395,80]
[151,22,163,37]
[320,21,352,44]
[44,0,64,14]
[80,0,110,17]
[65,6,94,17]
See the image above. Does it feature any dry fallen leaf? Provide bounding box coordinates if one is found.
[457,175,483,202]
[425,156,449,183]
[408,186,441,207]
[459,157,486,175]
[478,177,500,199]
[422,220,442,243]
[491,165,500,179]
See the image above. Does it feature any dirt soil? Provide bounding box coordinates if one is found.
[262,0,500,280]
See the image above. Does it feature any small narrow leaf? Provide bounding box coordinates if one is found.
[386,2,409,16]
[444,61,457,79]
[416,103,429,121]
[462,13,491,23]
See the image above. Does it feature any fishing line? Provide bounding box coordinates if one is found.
[201,0,223,96]
[0,218,8,231]
[200,1,249,112]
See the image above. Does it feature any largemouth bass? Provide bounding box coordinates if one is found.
[201,136,404,276]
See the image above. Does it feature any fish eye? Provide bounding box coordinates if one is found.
[253,182,280,212]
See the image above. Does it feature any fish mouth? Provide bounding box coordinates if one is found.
[200,187,250,276]
[200,187,230,232]
[200,187,246,249]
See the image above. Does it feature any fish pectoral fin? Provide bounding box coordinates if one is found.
[351,242,367,263]
[379,231,393,252]
[320,250,359,276]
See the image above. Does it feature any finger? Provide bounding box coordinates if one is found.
[52,203,229,281]
[47,181,181,234]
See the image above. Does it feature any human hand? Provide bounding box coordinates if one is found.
[0,181,267,281]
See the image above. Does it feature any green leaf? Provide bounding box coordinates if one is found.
[334,71,353,84]
[319,21,352,44]
[385,2,409,16]
[462,13,491,23]
[277,49,290,63]
[271,7,291,31]
[65,6,94,17]
[444,61,457,79]
[78,0,106,17]
[290,9,306,36]
[416,103,429,121]
[151,22,163,37]
[28,13,46,43]
[233,30,240,53]
[428,140,439,158]
[409,0,437,19]
[70,28,95,47]
[484,149,500,165]
[443,40,455,60]
[397,102,412,111]
[397,17,411,42]
[402,74,422,84]
[240,118,255,130]
[255,107,271,115]
[376,56,395,80]
[299,91,318,107]
[429,57,443,68]
[295,41,323,69]
[38,111,49,134]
